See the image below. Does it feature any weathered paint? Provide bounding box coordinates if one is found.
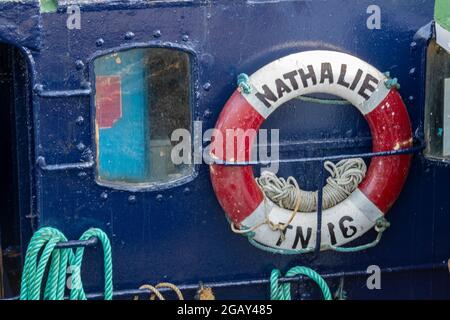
[209,51,412,251]
[0,0,449,299]
[94,49,149,183]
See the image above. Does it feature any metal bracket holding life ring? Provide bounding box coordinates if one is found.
[209,50,413,253]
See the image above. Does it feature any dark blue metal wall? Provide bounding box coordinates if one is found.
[1,0,449,299]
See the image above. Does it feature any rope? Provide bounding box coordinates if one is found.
[384,71,401,89]
[257,158,366,212]
[196,283,216,300]
[134,282,184,300]
[237,73,252,94]
[20,228,70,300]
[69,228,113,300]
[270,266,332,300]
[19,227,113,300]
[244,216,389,254]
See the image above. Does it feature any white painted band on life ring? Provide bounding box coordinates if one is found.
[242,50,387,118]
[241,189,383,251]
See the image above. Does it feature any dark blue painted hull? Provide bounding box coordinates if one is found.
[0,0,449,299]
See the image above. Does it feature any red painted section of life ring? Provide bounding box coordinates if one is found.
[210,91,265,224]
[210,88,412,224]
[358,89,412,213]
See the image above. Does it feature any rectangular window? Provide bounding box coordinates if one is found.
[94,48,192,187]
[424,40,450,159]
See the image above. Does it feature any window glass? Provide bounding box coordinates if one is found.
[94,48,192,186]
[424,40,450,158]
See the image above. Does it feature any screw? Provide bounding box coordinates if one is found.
[75,60,84,70]
[153,30,162,38]
[128,195,137,204]
[125,31,135,40]
[203,82,212,91]
[96,38,104,47]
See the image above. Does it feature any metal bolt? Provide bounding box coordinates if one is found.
[203,109,212,119]
[76,142,86,151]
[203,82,212,91]
[75,60,84,70]
[153,30,162,38]
[96,38,104,47]
[33,84,44,93]
[125,31,135,40]
[128,195,137,204]
[76,116,84,126]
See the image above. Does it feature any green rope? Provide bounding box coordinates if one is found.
[70,228,113,300]
[326,217,390,252]
[270,266,332,300]
[20,227,113,300]
[384,71,401,89]
[247,237,315,254]
[237,73,252,94]
[246,217,390,254]
[20,227,70,300]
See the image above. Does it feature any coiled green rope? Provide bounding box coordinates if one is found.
[20,227,113,300]
[70,228,113,300]
[270,266,332,300]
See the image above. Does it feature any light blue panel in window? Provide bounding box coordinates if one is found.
[94,49,150,183]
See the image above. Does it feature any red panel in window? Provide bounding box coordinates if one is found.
[95,76,122,129]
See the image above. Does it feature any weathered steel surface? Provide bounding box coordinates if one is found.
[1,0,449,299]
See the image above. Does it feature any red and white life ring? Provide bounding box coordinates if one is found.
[209,50,412,252]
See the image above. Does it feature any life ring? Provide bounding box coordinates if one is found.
[209,50,412,252]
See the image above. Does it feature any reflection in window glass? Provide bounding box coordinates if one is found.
[424,40,450,158]
[94,48,192,186]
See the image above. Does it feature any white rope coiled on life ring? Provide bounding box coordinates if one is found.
[256,158,367,212]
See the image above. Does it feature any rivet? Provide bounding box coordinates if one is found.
[183,187,191,195]
[156,194,163,202]
[81,81,91,89]
[96,38,104,47]
[153,30,162,38]
[78,171,87,178]
[409,68,416,76]
[100,192,108,200]
[76,116,84,126]
[203,109,212,119]
[77,142,86,151]
[203,82,212,91]
[182,34,189,42]
[410,41,417,50]
[128,195,137,204]
[125,31,135,40]
[75,60,84,70]
[33,84,44,93]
